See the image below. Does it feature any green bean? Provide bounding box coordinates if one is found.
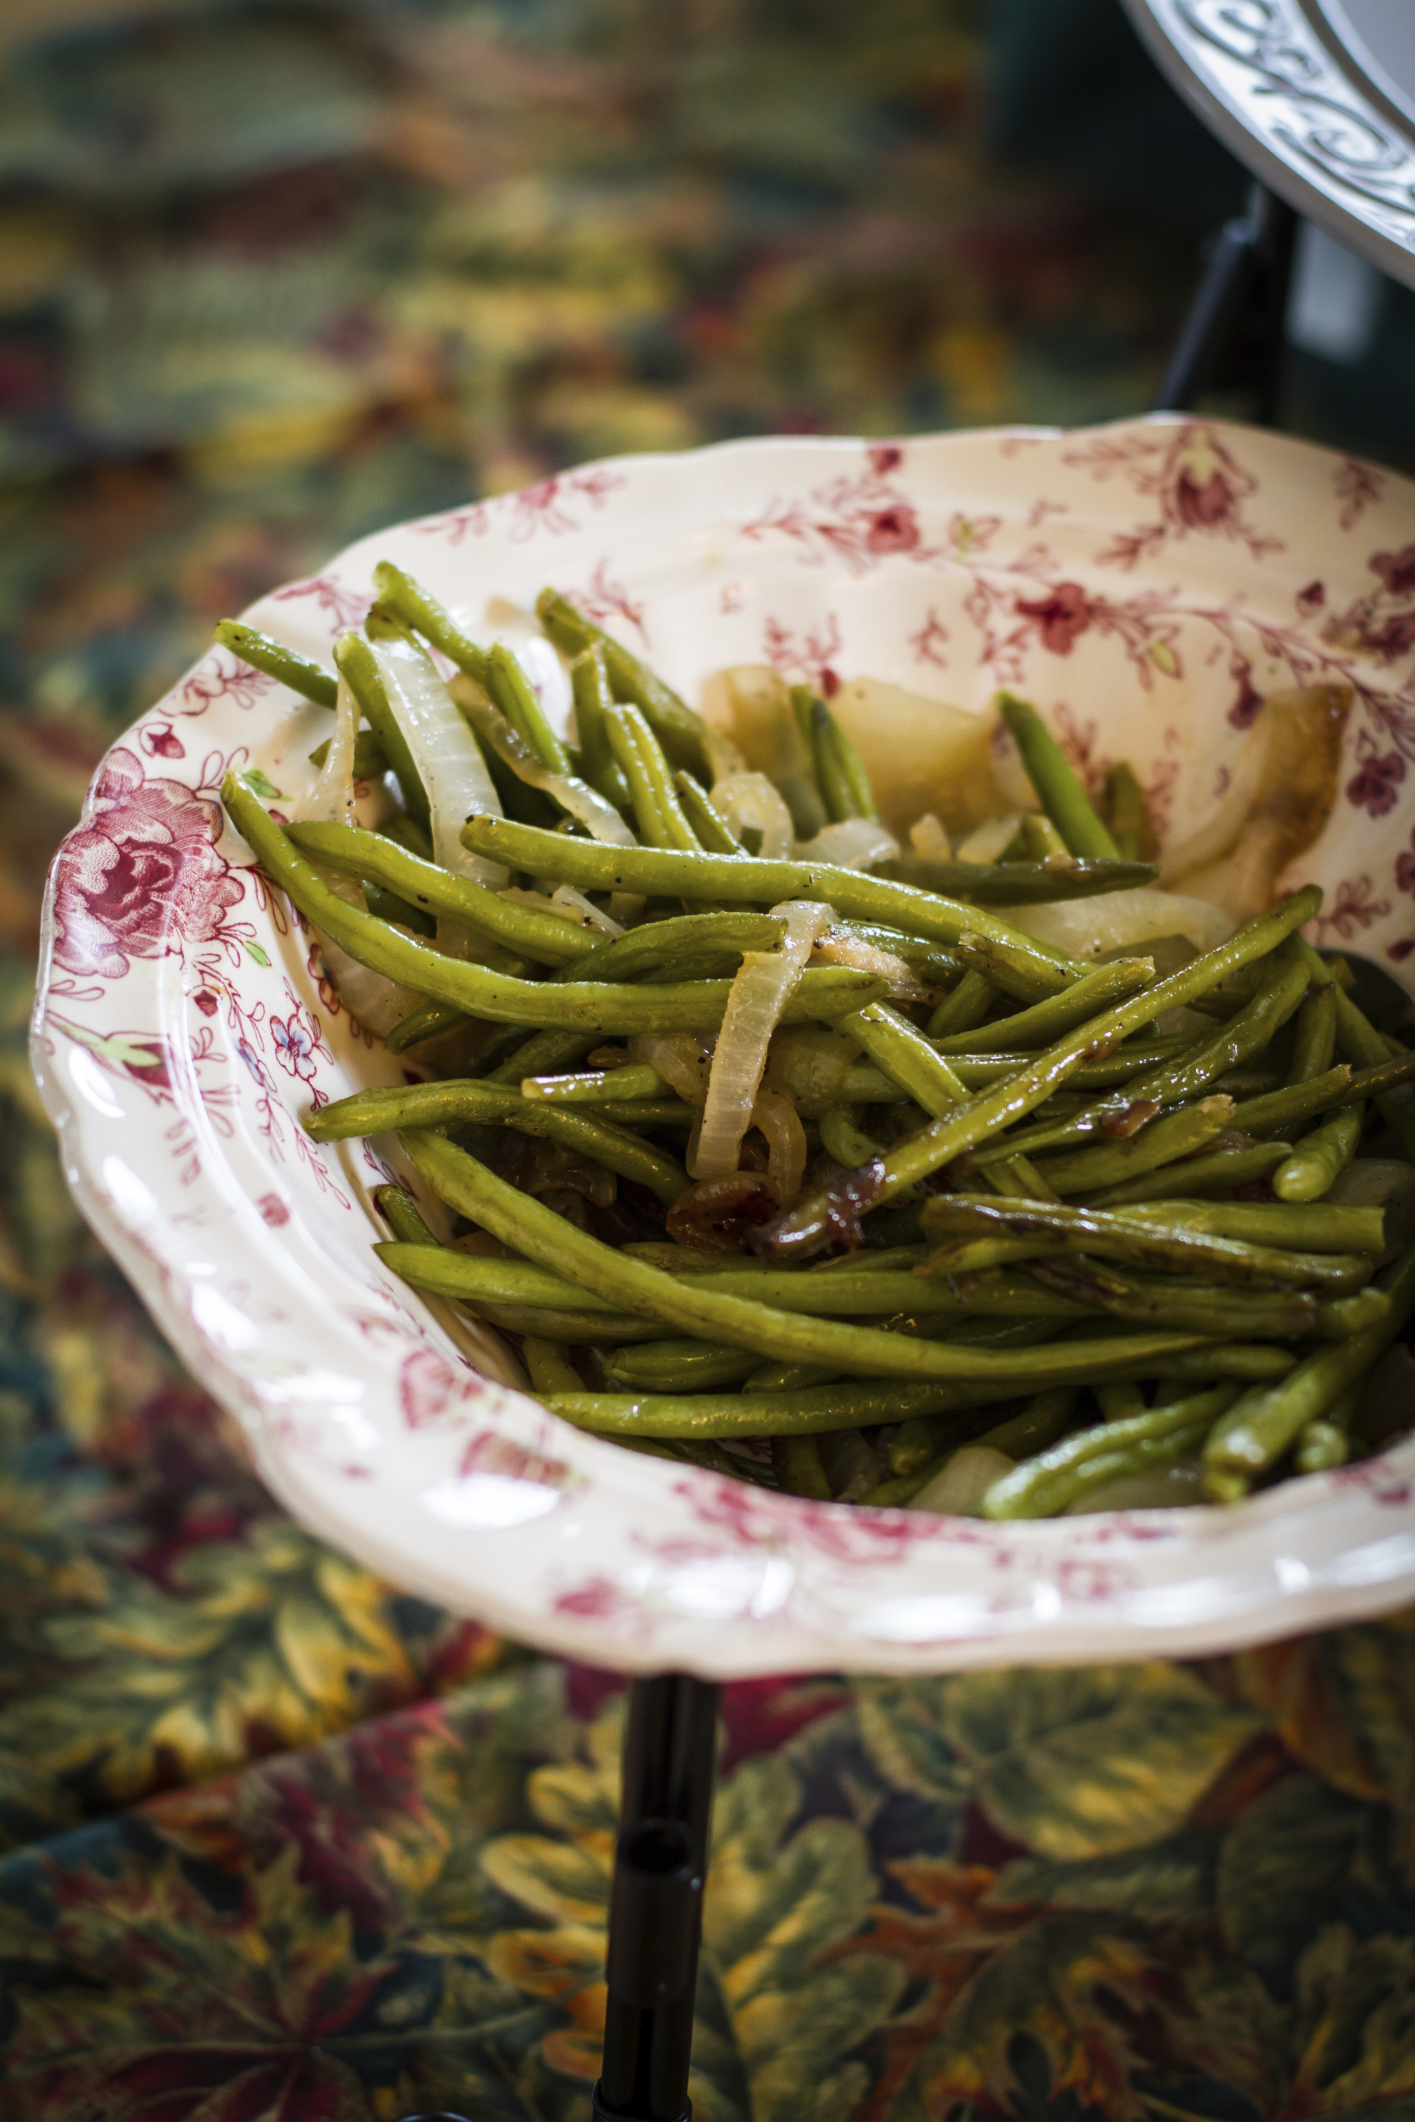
[386,1000,467,1053]
[955,931,1075,1004]
[378,811,434,863]
[773,1434,834,1497]
[1097,1380,1147,1420]
[749,1360,841,1391]
[819,1107,886,1168]
[484,1028,601,1085]
[1126,1199,1384,1254]
[371,561,490,685]
[523,1064,670,1104]
[977,1387,1080,1459]
[362,880,434,937]
[765,887,1324,1251]
[460,814,1082,971]
[1287,984,1337,1085]
[983,1383,1238,1518]
[999,693,1121,860]
[486,642,571,774]
[549,911,782,986]
[606,1341,761,1392]
[595,1101,697,1128]
[569,645,635,810]
[840,925,964,983]
[934,958,1155,1056]
[308,1081,690,1203]
[1025,1260,1320,1341]
[1330,972,1415,1159]
[1202,1242,1415,1495]
[1232,1057,1415,1137]
[876,857,1159,903]
[1089,1141,1293,1208]
[376,1248,619,1311]
[468,1301,669,1344]
[374,1184,439,1245]
[287,823,594,965]
[870,1393,1076,1508]
[926,970,998,1038]
[975,1150,1059,1201]
[1103,762,1154,862]
[309,728,389,780]
[1031,1096,1235,1197]
[402,1128,1207,1385]
[1126,953,1309,1107]
[536,588,714,781]
[603,702,702,851]
[839,1002,968,1115]
[523,1338,584,1394]
[674,770,741,853]
[888,1416,947,1476]
[1275,1104,1364,1203]
[332,632,430,829]
[920,1192,1369,1290]
[1295,1383,1358,1474]
[794,687,876,822]
[225,772,880,1032]
[214,619,339,710]
[848,1041,1193,1103]
[1315,1288,1390,1338]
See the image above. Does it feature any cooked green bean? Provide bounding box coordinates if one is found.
[308,1080,690,1202]
[1275,1104,1364,1203]
[1295,1382,1358,1474]
[955,930,1075,1004]
[522,1338,585,1394]
[214,619,339,710]
[332,632,430,829]
[309,728,388,779]
[372,561,490,686]
[1202,1242,1415,1496]
[1126,1199,1384,1254]
[1089,1141,1292,1207]
[1126,953,1309,1107]
[606,1341,761,1391]
[1287,984,1337,1085]
[1103,762,1154,862]
[523,1064,671,1104]
[465,1301,669,1343]
[875,856,1159,903]
[794,687,876,822]
[225,773,880,1032]
[288,822,594,965]
[460,813,1082,970]
[1031,1096,1235,1197]
[549,911,782,985]
[402,1128,1206,1384]
[920,1191,1370,1290]
[773,1433,834,1497]
[926,970,997,1038]
[1097,1380,1146,1420]
[674,770,741,853]
[935,958,1155,1055]
[484,1027,601,1085]
[1025,1259,1320,1340]
[749,1359,841,1391]
[819,1106,885,1168]
[1329,969,1415,1160]
[374,1184,439,1245]
[385,1000,467,1053]
[570,645,635,810]
[536,588,714,781]
[839,1002,968,1115]
[603,701,701,849]
[983,1383,1239,1518]
[487,642,571,775]
[999,693,1121,860]
[765,886,1324,1253]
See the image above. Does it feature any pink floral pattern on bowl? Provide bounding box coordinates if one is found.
[31,416,1415,1677]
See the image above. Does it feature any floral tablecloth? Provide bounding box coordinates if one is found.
[1,3,1413,2117]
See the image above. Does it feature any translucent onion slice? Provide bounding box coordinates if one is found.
[294,670,360,825]
[453,676,636,848]
[810,928,926,1000]
[909,811,952,859]
[690,899,833,1183]
[750,1088,808,1204]
[372,638,506,891]
[711,771,796,859]
[316,930,423,1038]
[1002,886,1233,959]
[798,818,900,869]
[627,1032,713,1105]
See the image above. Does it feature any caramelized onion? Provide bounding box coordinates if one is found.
[665,1171,779,1252]
[691,900,832,1182]
[750,1088,808,1204]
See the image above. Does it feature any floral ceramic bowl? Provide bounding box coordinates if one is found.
[31,416,1415,1677]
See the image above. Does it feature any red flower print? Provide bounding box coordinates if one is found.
[1371,544,1415,596]
[1228,671,1263,730]
[140,724,185,760]
[1174,464,1234,528]
[1016,581,1091,654]
[193,988,219,1017]
[1347,750,1406,817]
[1359,612,1415,663]
[270,1010,319,1084]
[52,748,244,981]
[258,1192,290,1226]
[1296,580,1326,616]
[865,503,919,554]
[868,443,903,475]
[1397,831,1415,896]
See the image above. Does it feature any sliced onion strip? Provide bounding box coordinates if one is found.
[711,771,795,859]
[750,1088,808,1204]
[690,900,832,1183]
[371,638,506,891]
[627,1032,713,1105]
[797,818,900,869]
[452,675,635,847]
[295,671,360,825]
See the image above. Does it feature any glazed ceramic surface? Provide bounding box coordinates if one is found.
[31,417,1415,1676]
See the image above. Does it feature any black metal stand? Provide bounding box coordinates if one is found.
[395,1673,720,2122]
[1153,181,1297,420]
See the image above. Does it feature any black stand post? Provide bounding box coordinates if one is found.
[395,1672,720,2122]
[1153,181,1297,421]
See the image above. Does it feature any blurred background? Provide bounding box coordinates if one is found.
[4,3,1415,2073]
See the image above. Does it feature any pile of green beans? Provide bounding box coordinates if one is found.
[218,572,1415,1520]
